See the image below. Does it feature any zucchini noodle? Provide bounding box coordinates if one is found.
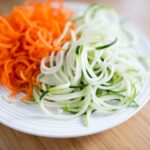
[34,4,148,126]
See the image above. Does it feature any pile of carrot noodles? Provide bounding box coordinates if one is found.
[0,0,74,100]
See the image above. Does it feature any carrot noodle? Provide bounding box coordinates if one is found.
[0,0,74,100]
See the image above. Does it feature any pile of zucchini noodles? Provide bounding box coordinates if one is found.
[33,4,146,126]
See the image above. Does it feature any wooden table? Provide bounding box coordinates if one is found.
[0,0,150,150]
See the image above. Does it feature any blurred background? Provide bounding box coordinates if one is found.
[0,0,150,36]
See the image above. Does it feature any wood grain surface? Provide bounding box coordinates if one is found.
[0,0,150,150]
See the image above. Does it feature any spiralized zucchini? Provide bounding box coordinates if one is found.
[34,4,147,126]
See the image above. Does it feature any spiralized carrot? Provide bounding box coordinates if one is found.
[0,0,74,100]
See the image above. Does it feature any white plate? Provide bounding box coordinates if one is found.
[0,2,150,138]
